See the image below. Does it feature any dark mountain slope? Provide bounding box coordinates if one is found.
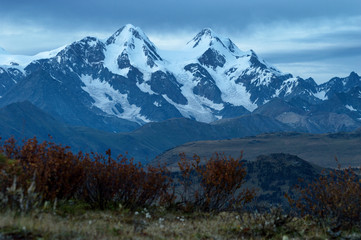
[153,131,361,168]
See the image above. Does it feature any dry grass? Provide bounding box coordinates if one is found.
[2,208,360,240]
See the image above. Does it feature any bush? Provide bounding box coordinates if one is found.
[1,137,253,213]
[177,152,255,212]
[1,137,88,201]
[0,137,173,210]
[82,150,172,210]
[286,161,361,229]
[0,151,40,213]
[0,153,23,194]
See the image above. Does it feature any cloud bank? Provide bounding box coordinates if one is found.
[0,0,360,83]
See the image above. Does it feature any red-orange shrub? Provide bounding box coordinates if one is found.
[178,152,255,212]
[0,137,174,210]
[83,150,173,209]
[1,137,88,201]
[0,153,24,194]
[286,162,361,228]
[1,136,256,212]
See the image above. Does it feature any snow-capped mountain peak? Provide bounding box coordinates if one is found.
[106,24,152,46]
[184,29,248,71]
[188,28,218,48]
[187,28,245,56]
[104,24,163,76]
[187,28,229,51]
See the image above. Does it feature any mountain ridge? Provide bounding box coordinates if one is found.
[0,24,360,134]
[0,101,292,163]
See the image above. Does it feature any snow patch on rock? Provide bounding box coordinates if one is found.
[314,90,328,100]
[80,74,150,124]
[345,105,357,112]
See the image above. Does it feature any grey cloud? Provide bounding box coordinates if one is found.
[1,0,360,32]
[263,46,361,63]
[262,46,361,82]
[288,31,361,45]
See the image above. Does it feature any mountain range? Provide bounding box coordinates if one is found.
[0,24,361,162]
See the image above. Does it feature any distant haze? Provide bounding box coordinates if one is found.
[0,0,360,83]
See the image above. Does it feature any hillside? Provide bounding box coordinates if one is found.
[154,130,361,168]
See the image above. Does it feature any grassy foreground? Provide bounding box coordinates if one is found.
[2,138,361,239]
[1,206,361,240]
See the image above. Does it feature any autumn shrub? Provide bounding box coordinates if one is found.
[0,138,28,195]
[117,163,174,210]
[83,150,173,210]
[1,136,256,213]
[177,152,255,212]
[81,150,120,210]
[0,150,41,213]
[0,137,173,210]
[0,137,89,201]
[0,149,31,207]
[0,153,23,194]
[286,162,361,229]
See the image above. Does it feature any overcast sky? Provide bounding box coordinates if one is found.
[0,0,360,83]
